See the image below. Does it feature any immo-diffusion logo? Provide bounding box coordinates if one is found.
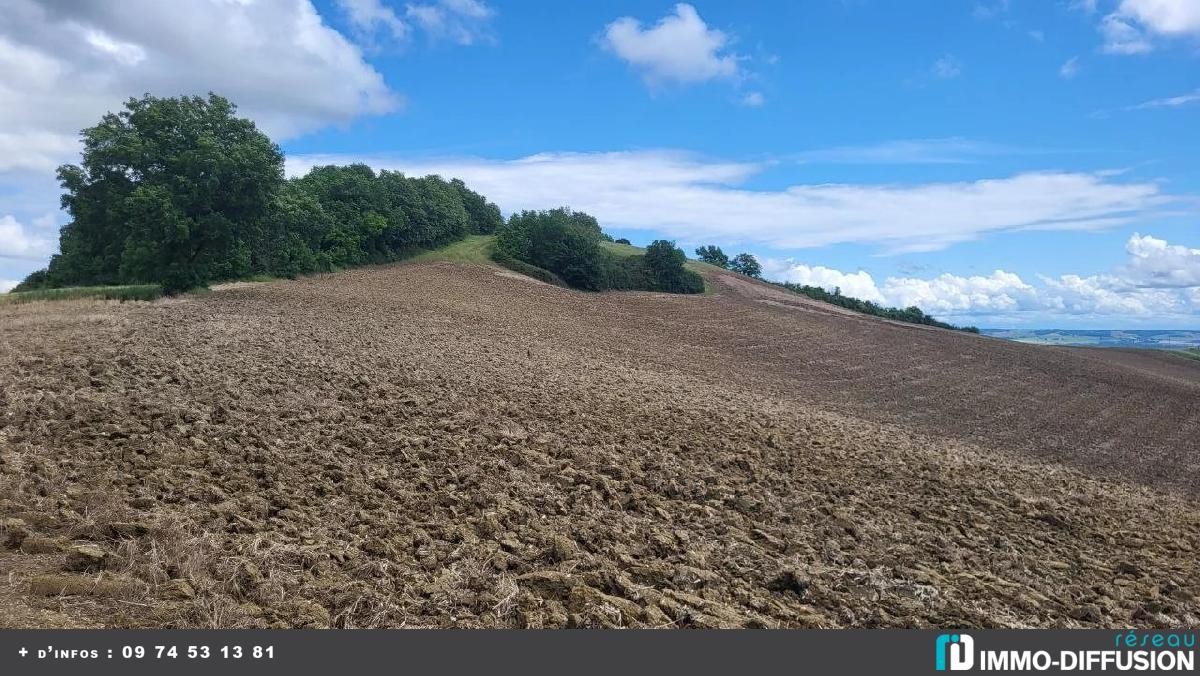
[935,633,974,671]
[934,632,1196,672]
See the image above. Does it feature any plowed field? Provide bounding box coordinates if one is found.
[1,261,1197,628]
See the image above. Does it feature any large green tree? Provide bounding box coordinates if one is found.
[730,252,762,278]
[48,93,284,292]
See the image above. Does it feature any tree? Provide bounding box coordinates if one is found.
[614,238,631,245]
[450,178,503,234]
[645,240,704,293]
[47,94,284,293]
[729,253,762,278]
[496,208,607,290]
[694,245,729,268]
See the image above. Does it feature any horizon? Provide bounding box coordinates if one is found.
[1,0,1198,329]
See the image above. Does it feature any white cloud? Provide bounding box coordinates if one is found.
[405,0,496,45]
[884,271,1038,314]
[0,215,54,261]
[1124,233,1200,287]
[1059,56,1081,79]
[336,0,410,41]
[1098,0,1200,53]
[1117,0,1200,35]
[287,150,1176,254]
[334,0,496,46]
[0,0,400,175]
[763,261,886,303]
[761,234,1200,324]
[600,4,741,87]
[793,138,1014,165]
[1028,30,1045,42]
[1127,88,1200,110]
[933,54,962,79]
[0,279,18,293]
[1101,14,1154,53]
[740,91,765,107]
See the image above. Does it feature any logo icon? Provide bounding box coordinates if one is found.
[936,633,975,671]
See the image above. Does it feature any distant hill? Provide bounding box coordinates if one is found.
[983,329,1200,349]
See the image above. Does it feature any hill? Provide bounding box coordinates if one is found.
[0,258,1197,628]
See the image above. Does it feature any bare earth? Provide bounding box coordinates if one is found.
[1,261,1197,628]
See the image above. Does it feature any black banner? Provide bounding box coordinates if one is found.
[0,629,1195,675]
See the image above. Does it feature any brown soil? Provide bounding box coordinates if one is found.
[0,261,1197,628]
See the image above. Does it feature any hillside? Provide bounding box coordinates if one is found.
[1,258,1198,628]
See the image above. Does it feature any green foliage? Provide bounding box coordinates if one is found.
[450,178,502,234]
[495,208,606,289]
[729,252,762,278]
[48,93,283,293]
[645,240,705,293]
[494,210,701,294]
[31,93,502,294]
[694,245,730,269]
[0,284,162,305]
[774,281,979,333]
[614,238,631,245]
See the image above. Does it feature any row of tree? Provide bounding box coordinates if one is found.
[693,242,977,332]
[776,282,980,333]
[17,94,502,294]
[494,209,704,294]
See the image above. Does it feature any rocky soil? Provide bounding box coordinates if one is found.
[0,262,1197,628]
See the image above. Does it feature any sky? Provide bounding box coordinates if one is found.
[1,0,1198,329]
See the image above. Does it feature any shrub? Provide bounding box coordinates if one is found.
[495,211,702,294]
[645,240,705,293]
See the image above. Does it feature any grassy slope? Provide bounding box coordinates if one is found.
[409,235,497,265]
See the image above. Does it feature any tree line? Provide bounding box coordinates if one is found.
[693,243,978,333]
[16,94,503,294]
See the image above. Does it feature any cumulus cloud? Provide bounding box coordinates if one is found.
[288,150,1174,254]
[1097,0,1200,53]
[600,4,741,87]
[0,279,19,293]
[0,0,400,178]
[762,234,1200,324]
[0,215,54,261]
[1124,233,1200,287]
[762,262,886,304]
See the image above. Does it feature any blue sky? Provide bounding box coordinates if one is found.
[1,0,1198,328]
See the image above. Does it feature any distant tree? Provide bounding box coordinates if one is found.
[694,245,729,268]
[614,238,631,245]
[729,252,762,278]
[49,93,284,293]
